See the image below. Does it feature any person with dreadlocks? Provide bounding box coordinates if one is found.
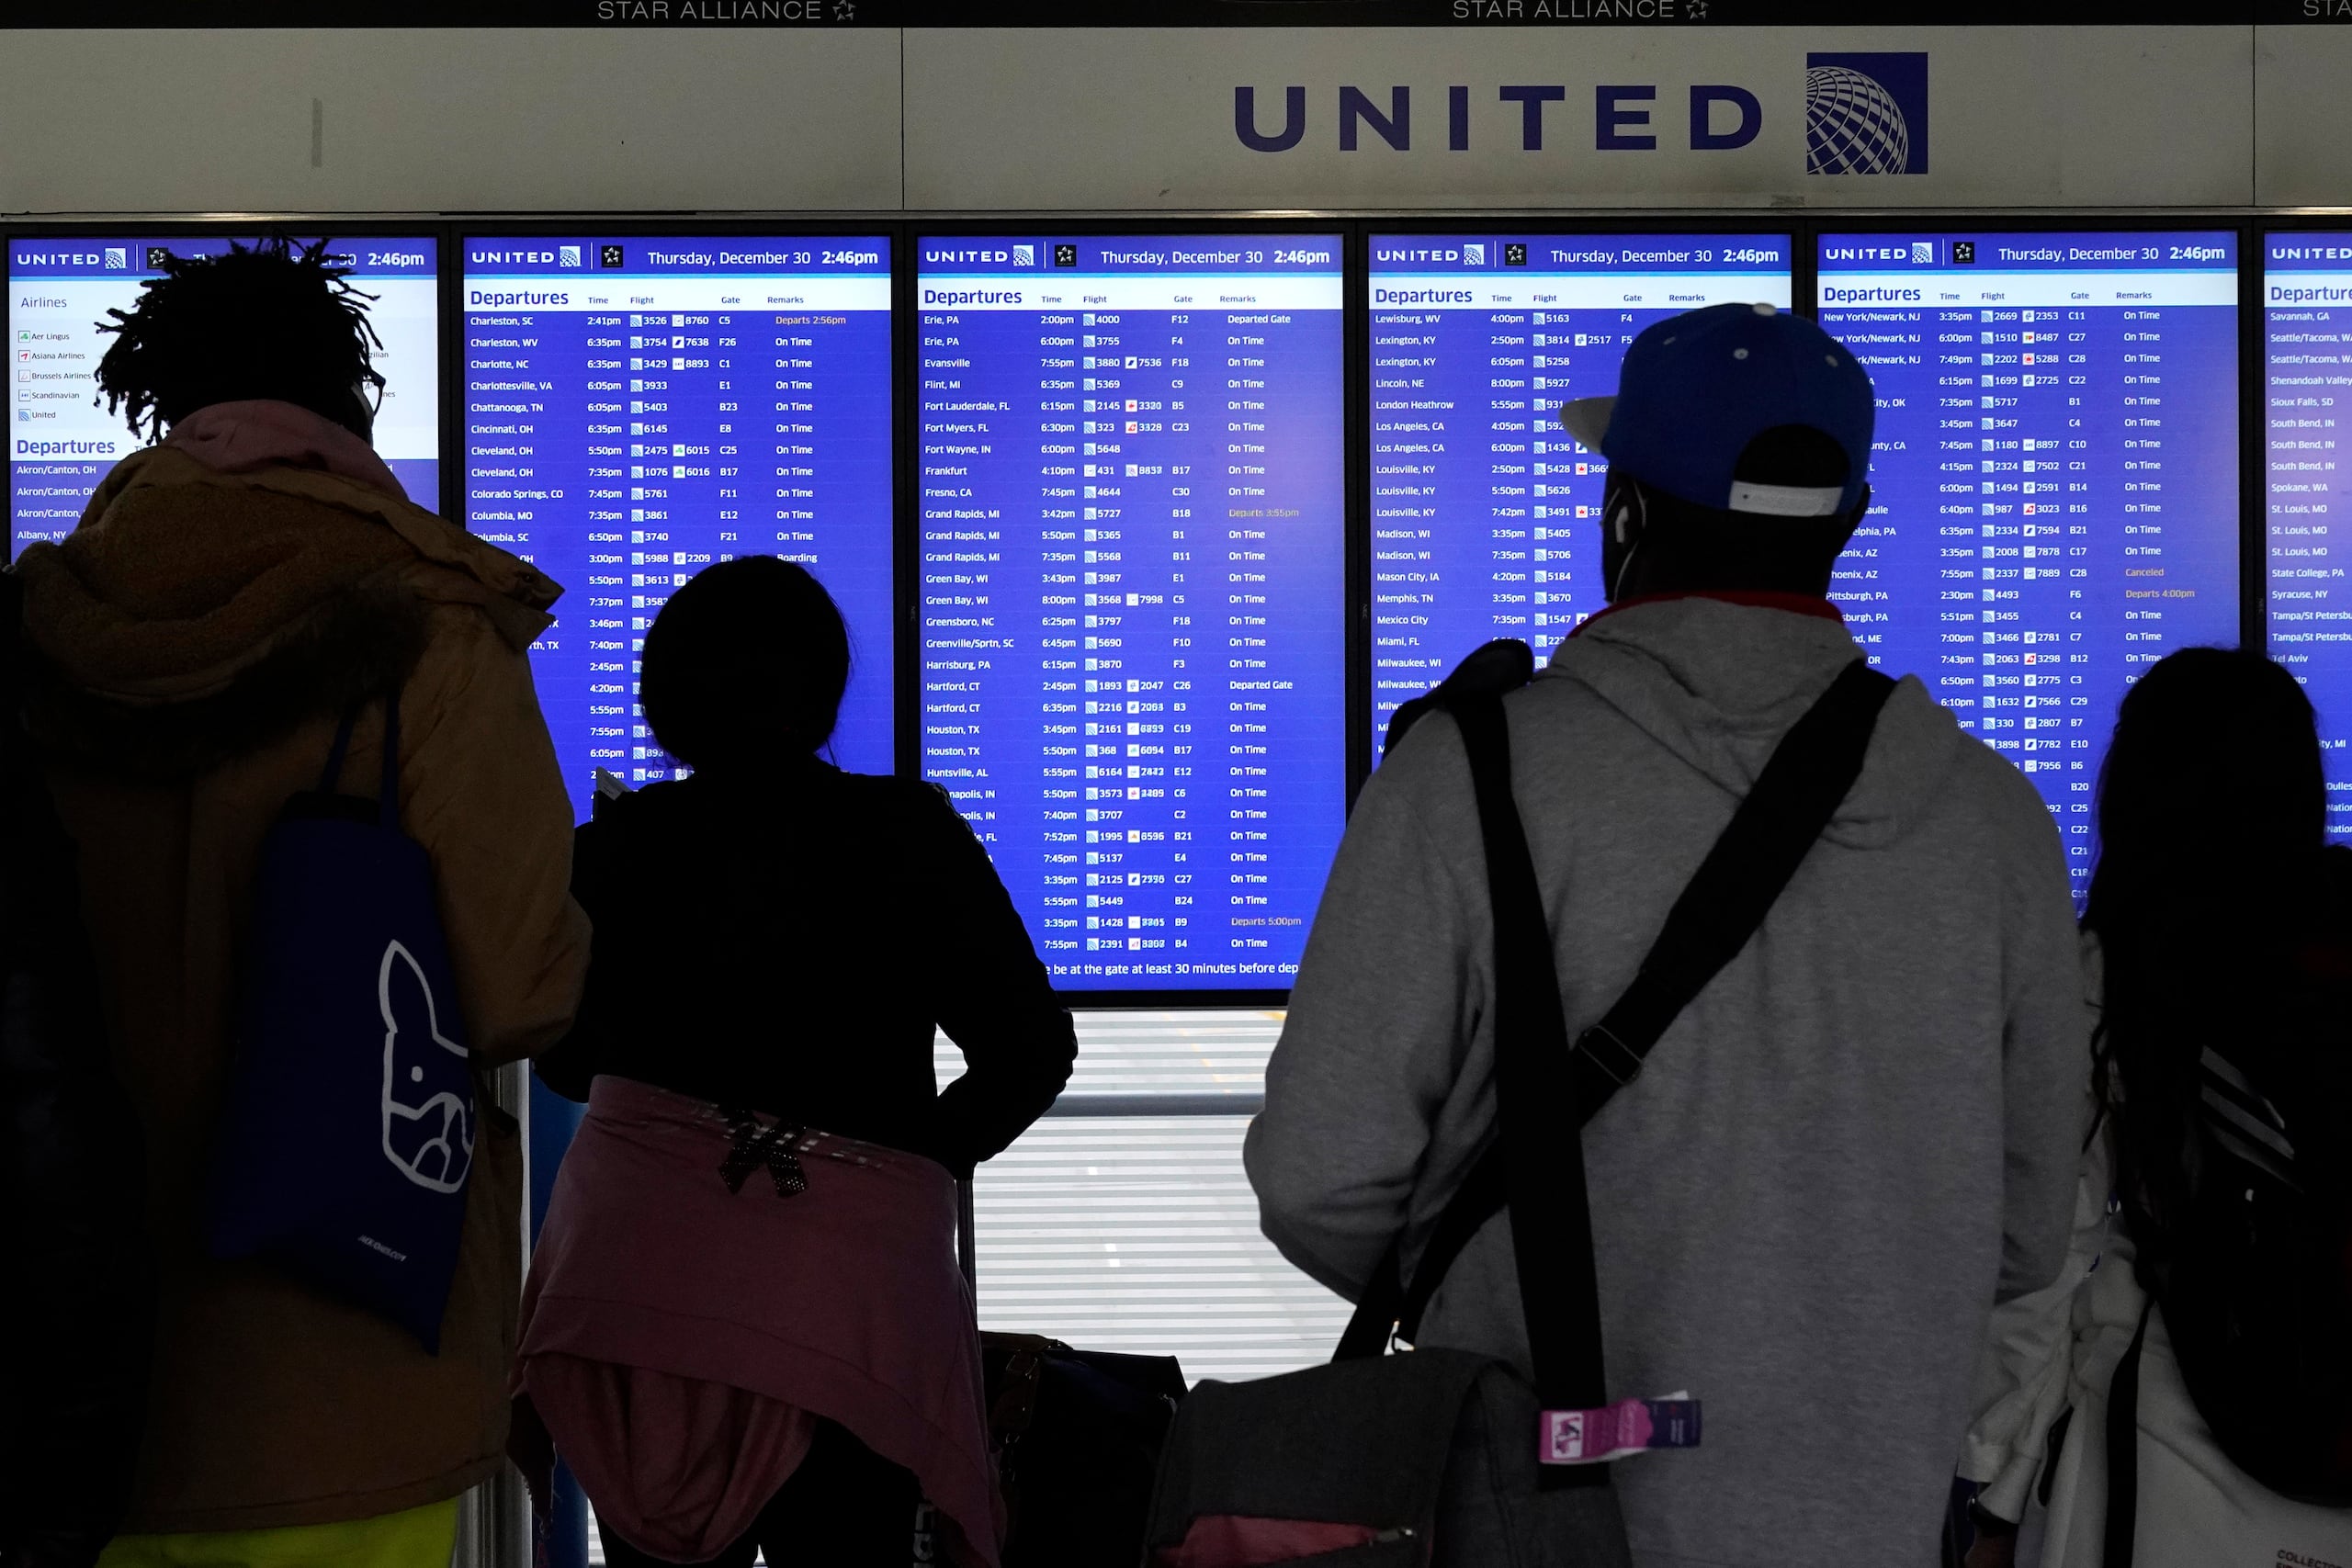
[10,237,588,1568]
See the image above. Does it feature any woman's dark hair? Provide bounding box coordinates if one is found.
[93,235,386,443]
[639,557,852,770]
[2084,646,2328,1286]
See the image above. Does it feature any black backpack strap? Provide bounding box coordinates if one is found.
[317,706,364,795]
[1340,659,1896,1355]
[378,684,404,829]
[2104,1302,2153,1568]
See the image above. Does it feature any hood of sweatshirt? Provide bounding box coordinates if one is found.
[16,400,560,778]
[1541,595,1970,852]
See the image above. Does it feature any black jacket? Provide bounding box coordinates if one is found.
[539,761,1076,1178]
[0,576,153,1568]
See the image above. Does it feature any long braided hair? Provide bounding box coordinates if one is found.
[93,235,386,443]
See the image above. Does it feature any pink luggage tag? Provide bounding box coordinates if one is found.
[1538,1393,1701,1465]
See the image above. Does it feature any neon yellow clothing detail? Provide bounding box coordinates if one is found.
[96,1498,459,1568]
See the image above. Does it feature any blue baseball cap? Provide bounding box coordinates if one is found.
[1560,302,1876,518]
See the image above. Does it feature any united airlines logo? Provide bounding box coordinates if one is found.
[1804,52,1928,175]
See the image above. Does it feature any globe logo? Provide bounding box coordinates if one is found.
[1804,65,1915,176]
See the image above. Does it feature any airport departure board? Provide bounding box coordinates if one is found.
[461,236,895,816]
[8,234,438,554]
[915,235,1347,990]
[1818,231,2241,886]
[1366,232,1792,741]
[2262,235,2352,840]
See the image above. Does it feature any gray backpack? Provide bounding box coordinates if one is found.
[1141,641,1893,1567]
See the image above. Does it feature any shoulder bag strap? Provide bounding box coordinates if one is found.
[1565,659,1896,1098]
[1452,688,1603,1426]
[1339,659,1897,1360]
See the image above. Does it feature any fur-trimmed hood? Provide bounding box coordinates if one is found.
[15,440,560,779]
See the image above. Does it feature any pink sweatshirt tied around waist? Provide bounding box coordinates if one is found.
[515,1077,1003,1567]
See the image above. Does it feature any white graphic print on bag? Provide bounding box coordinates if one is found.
[379,941,475,1192]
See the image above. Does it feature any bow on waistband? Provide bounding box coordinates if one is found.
[718,1111,809,1198]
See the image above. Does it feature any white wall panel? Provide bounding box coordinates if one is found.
[0,28,903,214]
[2256,25,2352,209]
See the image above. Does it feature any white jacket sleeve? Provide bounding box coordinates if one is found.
[1961,931,2109,1521]
[1961,1124,2113,1519]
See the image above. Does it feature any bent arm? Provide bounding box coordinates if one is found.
[928,792,1077,1178]
[399,610,590,1065]
[1247,757,1476,1302]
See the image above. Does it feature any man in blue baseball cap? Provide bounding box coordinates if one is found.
[1561,299,1877,611]
[1250,304,2085,1566]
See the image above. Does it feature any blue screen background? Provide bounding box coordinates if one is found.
[9,234,439,557]
[1366,233,1792,743]
[1819,231,2241,892]
[2262,235,2352,841]
[917,236,1347,990]
[462,236,895,819]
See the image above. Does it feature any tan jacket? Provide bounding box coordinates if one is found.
[16,445,590,1533]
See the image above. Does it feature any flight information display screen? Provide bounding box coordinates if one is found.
[8,234,438,555]
[916,234,1346,991]
[1818,231,2240,886]
[1366,232,1792,740]
[462,235,895,816]
[2262,235,2352,839]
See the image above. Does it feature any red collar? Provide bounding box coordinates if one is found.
[1568,590,1845,638]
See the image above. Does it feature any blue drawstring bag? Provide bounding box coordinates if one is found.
[208,686,476,1351]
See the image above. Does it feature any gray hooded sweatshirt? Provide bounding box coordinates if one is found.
[1247,596,2086,1568]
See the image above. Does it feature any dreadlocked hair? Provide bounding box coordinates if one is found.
[93,235,386,444]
